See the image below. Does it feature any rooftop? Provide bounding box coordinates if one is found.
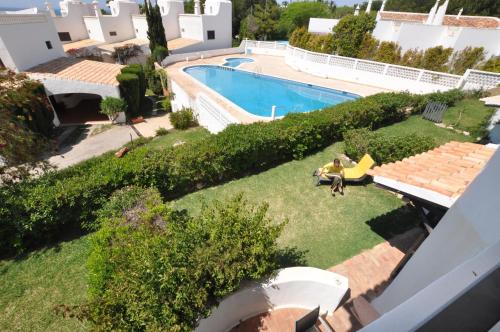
[62,39,103,52]
[168,37,202,50]
[27,57,123,86]
[379,11,500,29]
[97,38,149,53]
[368,141,496,207]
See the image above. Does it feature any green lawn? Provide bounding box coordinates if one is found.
[377,115,475,145]
[0,237,89,332]
[442,99,494,136]
[0,113,474,331]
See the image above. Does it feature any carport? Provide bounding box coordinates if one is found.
[27,57,124,125]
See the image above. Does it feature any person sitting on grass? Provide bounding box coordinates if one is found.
[318,158,345,196]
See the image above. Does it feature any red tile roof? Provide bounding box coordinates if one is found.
[367,141,496,202]
[379,11,500,29]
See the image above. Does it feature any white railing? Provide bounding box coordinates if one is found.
[244,40,500,93]
[162,43,246,66]
[196,93,238,133]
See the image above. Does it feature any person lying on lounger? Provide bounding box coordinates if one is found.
[317,158,344,196]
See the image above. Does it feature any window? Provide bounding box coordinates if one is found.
[161,6,165,13]
[207,30,215,40]
[58,32,71,42]
[45,41,53,49]
[136,28,139,33]
[109,31,117,36]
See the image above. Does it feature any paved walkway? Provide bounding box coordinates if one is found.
[47,124,139,169]
[229,227,424,332]
[132,113,173,137]
[165,54,389,124]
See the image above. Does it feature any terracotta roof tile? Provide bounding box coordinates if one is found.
[26,57,123,86]
[370,141,496,200]
[379,11,500,29]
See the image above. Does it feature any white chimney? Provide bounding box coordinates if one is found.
[365,0,372,13]
[354,4,360,16]
[425,0,439,25]
[456,8,463,19]
[92,0,101,16]
[380,0,387,12]
[45,0,56,17]
[433,0,449,26]
[194,0,201,15]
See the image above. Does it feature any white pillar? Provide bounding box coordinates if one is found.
[354,4,360,16]
[93,0,101,17]
[365,0,373,14]
[425,0,439,25]
[380,0,387,12]
[45,0,56,17]
[433,0,449,26]
[194,0,201,15]
[456,8,463,19]
[271,105,276,120]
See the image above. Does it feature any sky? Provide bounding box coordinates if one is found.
[0,0,361,10]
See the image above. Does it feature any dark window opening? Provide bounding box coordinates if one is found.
[45,41,53,49]
[109,31,117,36]
[58,32,71,42]
[207,30,215,40]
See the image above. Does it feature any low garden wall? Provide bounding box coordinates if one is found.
[195,267,348,332]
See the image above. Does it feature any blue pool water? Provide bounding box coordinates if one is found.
[222,57,255,67]
[184,65,359,117]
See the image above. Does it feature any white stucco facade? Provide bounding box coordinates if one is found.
[0,13,66,72]
[158,0,185,40]
[308,18,339,35]
[50,0,94,43]
[84,0,139,43]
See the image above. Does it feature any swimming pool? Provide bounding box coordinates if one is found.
[183,65,359,117]
[222,57,254,67]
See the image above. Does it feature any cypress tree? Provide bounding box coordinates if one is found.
[145,0,168,54]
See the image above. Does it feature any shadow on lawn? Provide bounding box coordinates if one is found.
[276,247,308,268]
[365,204,421,252]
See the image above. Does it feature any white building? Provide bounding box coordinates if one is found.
[308,0,500,56]
[47,0,94,43]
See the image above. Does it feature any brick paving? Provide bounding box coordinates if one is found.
[229,228,424,332]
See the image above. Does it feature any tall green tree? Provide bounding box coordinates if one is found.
[145,0,168,54]
[240,2,281,41]
[278,2,333,37]
[449,47,485,75]
[332,14,376,57]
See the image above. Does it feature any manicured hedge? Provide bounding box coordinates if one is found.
[0,90,463,255]
[344,128,436,164]
[116,73,140,119]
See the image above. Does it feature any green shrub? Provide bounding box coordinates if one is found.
[449,47,485,75]
[99,97,127,123]
[160,98,171,112]
[121,64,146,100]
[152,46,168,62]
[84,192,284,330]
[412,89,465,113]
[155,127,169,136]
[344,128,436,164]
[0,91,454,255]
[169,107,198,129]
[116,73,140,119]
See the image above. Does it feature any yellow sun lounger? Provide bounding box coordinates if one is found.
[343,154,376,182]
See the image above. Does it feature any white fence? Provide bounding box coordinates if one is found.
[196,93,238,133]
[244,40,500,93]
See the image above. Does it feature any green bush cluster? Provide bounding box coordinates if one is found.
[344,128,436,165]
[0,91,461,255]
[169,107,198,129]
[81,188,284,330]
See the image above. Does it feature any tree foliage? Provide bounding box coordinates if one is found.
[81,188,285,331]
[420,46,453,72]
[100,97,127,123]
[373,41,401,64]
[240,2,281,40]
[357,33,379,59]
[449,47,485,75]
[332,14,376,57]
[145,0,168,53]
[278,2,333,37]
[480,55,500,73]
[289,27,334,54]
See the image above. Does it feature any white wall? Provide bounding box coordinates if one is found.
[195,267,348,332]
[52,1,93,42]
[0,14,66,72]
[84,0,139,43]
[178,15,204,40]
[158,0,184,40]
[372,147,500,314]
[373,20,500,56]
[308,18,339,35]
[132,15,148,40]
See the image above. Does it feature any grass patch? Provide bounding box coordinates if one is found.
[0,237,89,332]
[0,112,476,329]
[376,115,474,145]
[442,99,494,136]
[172,142,419,268]
[146,127,211,150]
